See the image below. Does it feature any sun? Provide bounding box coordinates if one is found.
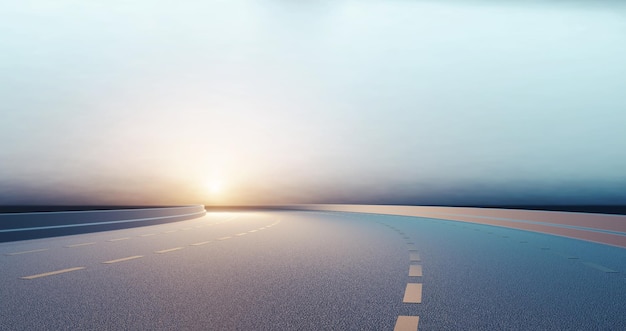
[208,181,222,195]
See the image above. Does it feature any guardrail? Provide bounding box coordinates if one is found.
[0,205,206,242]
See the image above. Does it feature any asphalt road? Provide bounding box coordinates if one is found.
[1,210,625,330]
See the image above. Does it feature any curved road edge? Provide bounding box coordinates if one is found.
[279,204,626,249]
[0,205,206,243]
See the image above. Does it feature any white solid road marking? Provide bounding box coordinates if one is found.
[583,262,619,273]
[139,233,156,237]
[103,255,143,264]
[65,242,96,248]
[155,247,184,254]
[108,237,130,242]
[409,265,423,277]
[217,236,231,240]
[191,241,211,246]
[21,267,85,280]
[394,316,420,331]
[5,248,49,256]
[409,252,421,262]
[403,283,423,303]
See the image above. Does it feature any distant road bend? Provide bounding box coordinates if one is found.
[291,205,626,249]
[0,205,624,330]
[0,205,206,242]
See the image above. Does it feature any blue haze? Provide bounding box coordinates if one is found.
[1,0,625,205]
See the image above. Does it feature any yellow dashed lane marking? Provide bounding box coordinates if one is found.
[403,283,423,303]
[155,247,184,254]
[409,251,421,262]
[409,265,423,277]
[217,236,231,241]
[394,316,420,331]
[236,233,247,236]
[21,267,85,280]
[5,248,49,256]
[65,242,96,248]
[103,255,143,264]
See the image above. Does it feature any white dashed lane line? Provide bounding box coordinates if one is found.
[65,242,96,248]
[5,248,49,256]
[108,237,130,242]
[553,252,579,259]
[14,218,279,280]
[583,262,619,273]
[190,241,211,246]
[20,267,85,280]
[103,255,144,264]
[155,247,184,254]
[394,316,420,331]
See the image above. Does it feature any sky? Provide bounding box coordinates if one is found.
[1,0,626,206]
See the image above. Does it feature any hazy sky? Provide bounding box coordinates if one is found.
[1,0,626,206]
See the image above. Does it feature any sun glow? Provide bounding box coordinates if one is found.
[208,181,222,195]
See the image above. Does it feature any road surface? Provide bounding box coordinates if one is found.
[1,210,625,330]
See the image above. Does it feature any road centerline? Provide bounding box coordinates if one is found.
[409,265,423,277]
[409,252,421,262]
[403,283,423,303]
[394,316,420,331]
